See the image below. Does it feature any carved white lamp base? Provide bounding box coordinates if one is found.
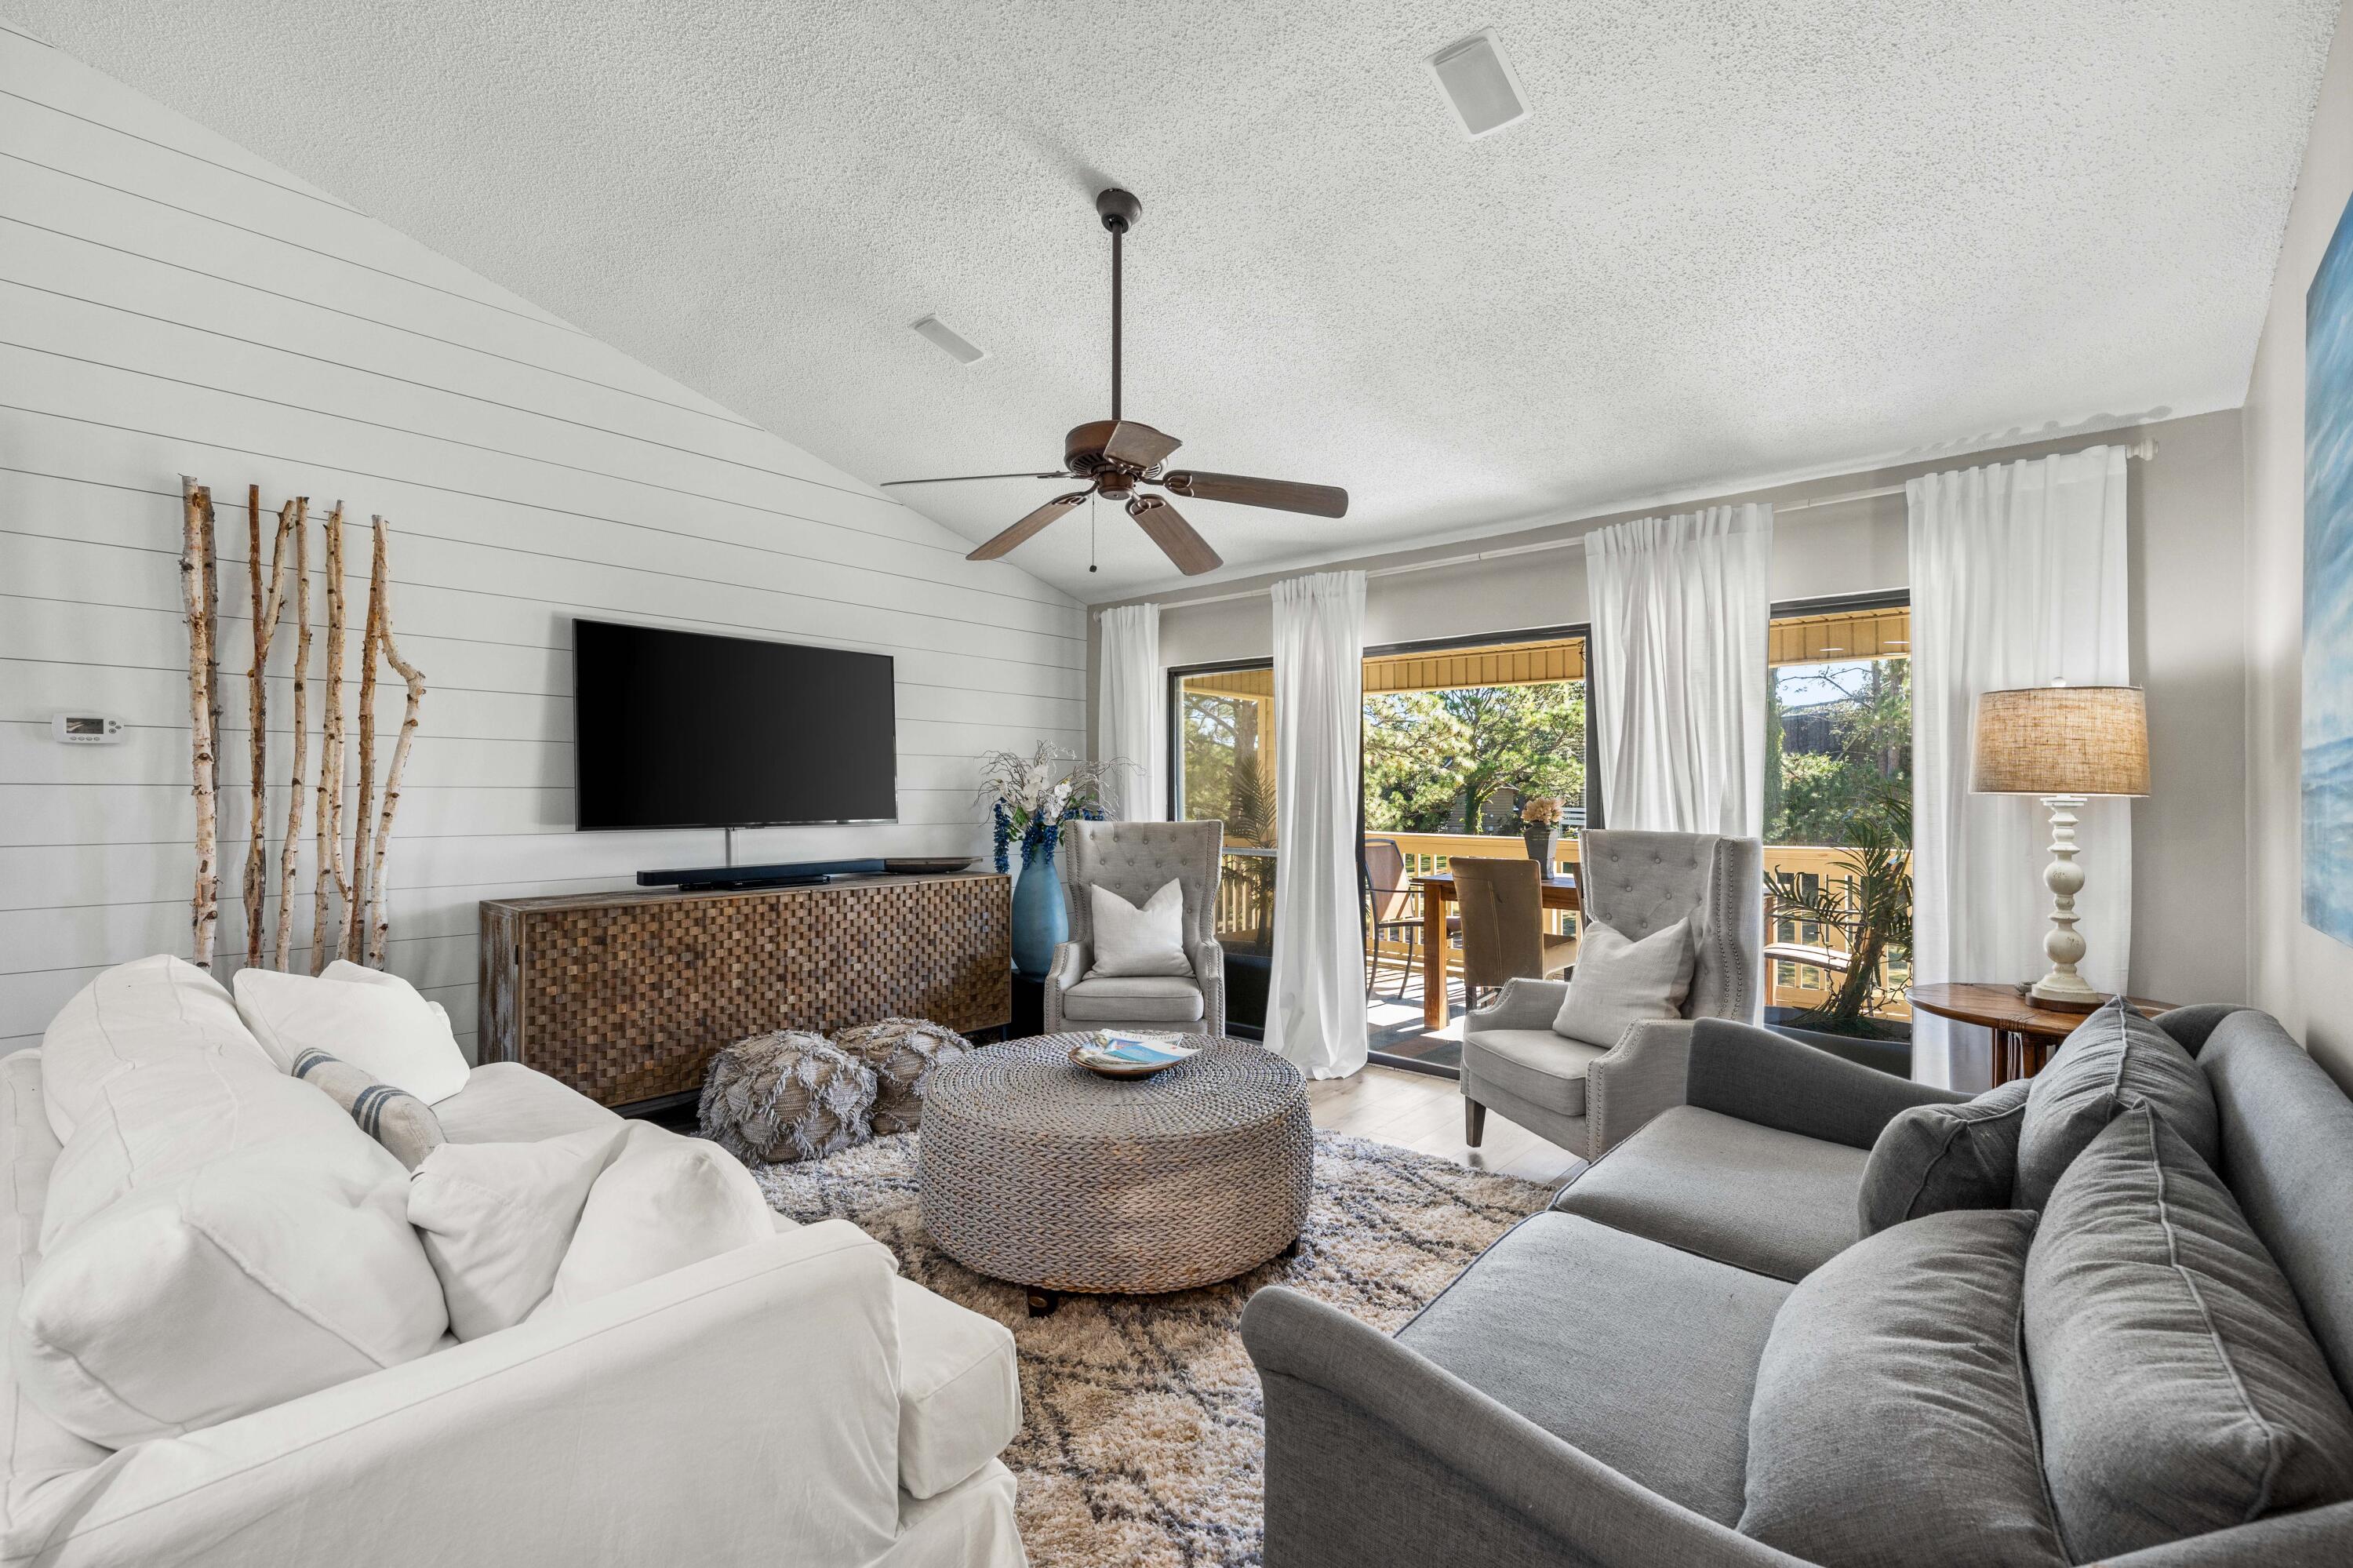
[2028,794,2105,1012]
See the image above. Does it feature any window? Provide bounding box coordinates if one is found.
[1173,663,1278,951]
[1762,598,1912,1031]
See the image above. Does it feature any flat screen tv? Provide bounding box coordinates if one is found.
[573,618,897,831]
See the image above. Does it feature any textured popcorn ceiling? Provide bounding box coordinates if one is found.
[12,2,2336,599]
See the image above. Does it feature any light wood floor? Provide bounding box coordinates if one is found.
[1307,1064,1584,1188]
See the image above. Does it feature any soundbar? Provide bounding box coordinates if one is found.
[637,857,887,892]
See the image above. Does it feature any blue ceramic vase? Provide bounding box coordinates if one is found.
[1010,835,1067,978]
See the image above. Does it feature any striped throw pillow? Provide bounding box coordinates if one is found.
[291,1047,447,1170]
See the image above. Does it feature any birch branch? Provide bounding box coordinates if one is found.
[314,504,350,974]
[275,499,311,971]
[366,517,425,968]
[180,478,219,970]
[347,518,385,965]
[243,488,293,970]
[203,489,222,775]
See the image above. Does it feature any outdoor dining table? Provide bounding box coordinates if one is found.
[1409,870,1581,1029]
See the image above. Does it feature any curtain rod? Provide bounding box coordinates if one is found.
[1125,436,2158,614]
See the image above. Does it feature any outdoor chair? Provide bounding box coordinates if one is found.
[1362,837,1453,998]
[1447,857,1576,1011]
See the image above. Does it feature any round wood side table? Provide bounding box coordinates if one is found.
[1905,983,2176,1085]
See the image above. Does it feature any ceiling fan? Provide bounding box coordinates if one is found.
[885,187,1348,577]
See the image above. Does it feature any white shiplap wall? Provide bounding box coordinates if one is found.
[0,29,1086,1056]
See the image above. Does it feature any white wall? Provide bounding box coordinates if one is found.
[2247,9,2353,1089]
[1100,410,2251,1009]
[0,30,1085,1057]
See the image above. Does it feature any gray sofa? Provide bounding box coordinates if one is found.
[1242,1006,2353,1566]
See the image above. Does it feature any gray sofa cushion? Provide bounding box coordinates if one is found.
[1397,1210,1791,1526]
[2016,996,2218,1210]
[1857,1077,2031,1236]
[1552,1105,1866,1282]
[1057,974,1204,1024]
[1740,1207,2067,1567]
[2199,1010,2353,1401]
[1461,1029,1607,1118]
[2025,1104,2353,1562]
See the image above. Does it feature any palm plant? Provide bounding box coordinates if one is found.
[1764,780,1913,1038]
[1221,759,1278,940]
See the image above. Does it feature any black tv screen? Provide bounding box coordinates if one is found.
[573,619,897,831]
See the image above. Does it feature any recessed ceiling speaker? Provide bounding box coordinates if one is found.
[911,315,986,365]
[1427,29,1529,140]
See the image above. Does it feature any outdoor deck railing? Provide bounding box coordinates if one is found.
[1207,830,1909,1019]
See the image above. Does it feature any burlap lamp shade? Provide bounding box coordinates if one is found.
[1970,686,2149,797]
[1967,682,2150,1010]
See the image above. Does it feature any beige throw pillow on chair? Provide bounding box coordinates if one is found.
[1551,916,1693,1047]
[1086,879,1192,979]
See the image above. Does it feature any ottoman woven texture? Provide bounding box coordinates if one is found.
[700,1030,877,1164]
[918,1033,1312,1294]
[835,1017,970,1136]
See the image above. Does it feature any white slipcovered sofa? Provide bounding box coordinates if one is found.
[0,956,1026,1568]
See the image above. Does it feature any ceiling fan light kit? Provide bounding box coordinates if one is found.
[884,187,1348,577]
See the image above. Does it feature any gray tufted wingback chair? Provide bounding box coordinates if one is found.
[1043,819,1227,1036]
[1461,830,1762,1160]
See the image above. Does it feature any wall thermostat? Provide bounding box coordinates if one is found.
[52,713,124,745]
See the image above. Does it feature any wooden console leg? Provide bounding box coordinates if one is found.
[1464,1098,1487,1148]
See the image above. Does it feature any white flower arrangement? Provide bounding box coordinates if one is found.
[976,743,1127,871]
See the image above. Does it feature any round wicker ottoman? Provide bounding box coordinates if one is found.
[917,1033,1312,1301]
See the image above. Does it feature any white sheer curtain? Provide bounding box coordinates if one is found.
[1268,570,1369,1080]
[1096,604,1164,820]
[1585,504,1773,836]
[1908,446,2131,1090]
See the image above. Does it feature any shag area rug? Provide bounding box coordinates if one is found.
[754,1130,1555,1568]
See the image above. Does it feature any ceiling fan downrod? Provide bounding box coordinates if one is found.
[1096,187,1140,422]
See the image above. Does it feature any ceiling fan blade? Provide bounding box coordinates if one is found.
[966,490,1092,562]
[1127,494,1222,577]
[1101,421,1182,470]
[882,471,1070,487]
[1159,470,1349,518]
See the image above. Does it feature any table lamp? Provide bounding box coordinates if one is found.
[1969,682,2150,1011]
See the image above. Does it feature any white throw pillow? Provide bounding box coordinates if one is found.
[408,1126,625,1340]
[14,1133,448,1448]
[1086,879,1192,979]
[38,955,273,1146]
[1551,917,1694,1047]
[42,1053,361,1253]
[532,1122,776,1319]
[234,963,471,1104]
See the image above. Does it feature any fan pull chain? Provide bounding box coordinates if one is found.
[1089,492,1099,573]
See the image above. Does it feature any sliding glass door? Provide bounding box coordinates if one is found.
[1359,631,1593,1074]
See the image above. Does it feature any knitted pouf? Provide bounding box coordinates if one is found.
[835,1017,972,1136]
[699,1031,878,1164]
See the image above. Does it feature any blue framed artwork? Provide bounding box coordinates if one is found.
[2307,189,2353,945]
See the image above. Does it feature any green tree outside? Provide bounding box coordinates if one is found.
[1363,682,1587,833]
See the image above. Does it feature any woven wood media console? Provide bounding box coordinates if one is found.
[479,871,1011,1111]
